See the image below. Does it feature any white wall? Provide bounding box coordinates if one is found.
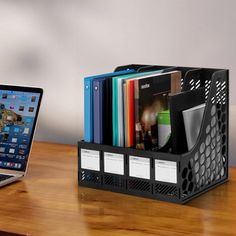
[0,0,235,164]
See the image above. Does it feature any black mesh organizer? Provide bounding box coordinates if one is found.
[78,64,229,204]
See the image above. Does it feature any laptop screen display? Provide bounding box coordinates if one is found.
[0,89,41,171]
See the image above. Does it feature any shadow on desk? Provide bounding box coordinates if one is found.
[0,231,27,236]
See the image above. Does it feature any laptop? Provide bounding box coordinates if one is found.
[0,85,43,187]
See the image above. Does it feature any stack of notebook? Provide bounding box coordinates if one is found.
[83,66,206,154]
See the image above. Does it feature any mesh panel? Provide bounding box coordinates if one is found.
[103,174,125,188]
[81,170,100,184]
[205,80,211,99]
[154,183,178,197]
[181,76,227,198]
[189,79,201,90]
[128,179,151,193]
[181,78,184,88]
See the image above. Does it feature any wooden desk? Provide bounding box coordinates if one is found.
[0,142,235,236]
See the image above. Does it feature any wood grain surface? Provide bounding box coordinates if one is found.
[0,142,235,236]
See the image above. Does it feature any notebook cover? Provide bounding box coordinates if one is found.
[84,77,94,142]
[118,78,125,146]
[112,77,119,146]
[169,88,205,154]
[127,79,135,147]
[123,83,128,147]
[93,79,104,144]
[135,71,182,150]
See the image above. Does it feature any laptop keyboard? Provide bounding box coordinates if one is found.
[0,174,14,182]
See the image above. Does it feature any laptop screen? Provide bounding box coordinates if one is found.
[0,87,42,172]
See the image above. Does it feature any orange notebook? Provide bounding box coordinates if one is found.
[126,79,135,147]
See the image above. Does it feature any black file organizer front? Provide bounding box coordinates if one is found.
[78,65,229,204]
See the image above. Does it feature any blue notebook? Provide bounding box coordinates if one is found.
[84,69,135,143]
[93,78,106,144]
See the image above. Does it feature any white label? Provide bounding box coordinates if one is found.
[155,160,177,184]
[104,152,124,175]
[129,156,150,179]
[81,149,100,171]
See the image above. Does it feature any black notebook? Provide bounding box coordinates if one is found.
[169,88,205,154]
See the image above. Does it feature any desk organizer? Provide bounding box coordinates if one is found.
[78,64,229,204]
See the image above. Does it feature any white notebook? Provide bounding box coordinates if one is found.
[182,103,206,151]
